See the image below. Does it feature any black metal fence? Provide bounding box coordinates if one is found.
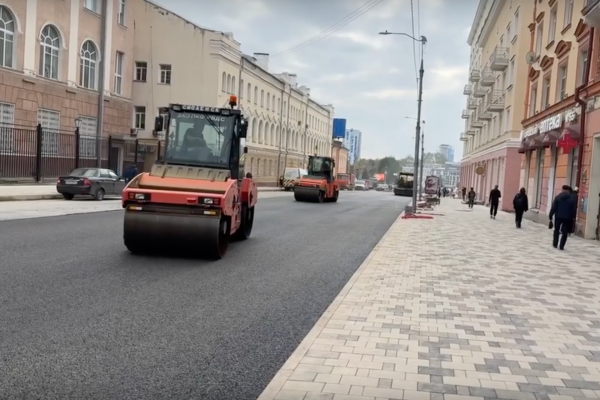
[0,124,161,182]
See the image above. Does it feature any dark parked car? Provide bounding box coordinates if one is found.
[56,168,126,201]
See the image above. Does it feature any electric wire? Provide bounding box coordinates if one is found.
[271,0,384,57]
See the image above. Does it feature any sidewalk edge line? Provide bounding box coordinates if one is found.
[257,209,406,400]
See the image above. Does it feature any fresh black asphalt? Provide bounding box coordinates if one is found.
[0,191,408,400]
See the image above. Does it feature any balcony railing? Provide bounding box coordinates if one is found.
[467,98,478,109]
[480,69,495,86]
[461,110,470,119]
[489,47,509,71]
[478,104,492,120]
[473,84,487,98]
[472,112,484,128]
[466,128,476,135]
[487,90,505,112]
[469,69,481,82]
[583,0,600,27]
[463,85,472,95]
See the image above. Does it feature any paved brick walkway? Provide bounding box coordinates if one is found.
[258,199,600,400]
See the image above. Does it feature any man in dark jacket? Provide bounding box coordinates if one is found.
[549,185,577,250]
[489,185,501,219]
[513,188,528,228]
[467,188,476,209]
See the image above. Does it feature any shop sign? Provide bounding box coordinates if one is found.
[520,107,579,140]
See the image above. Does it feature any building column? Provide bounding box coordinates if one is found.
[103,0,114,96]
[23,0,38,76]
[67,0,80,86]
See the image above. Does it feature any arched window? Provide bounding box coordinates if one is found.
[226,74,231,93]
[80,40,98,89]
[221,72,226,92]
[39,25,60,79]
[264,122,270,145]
[251,118,257,143]
[247,83,252,102]
[231,76,236,95]
[0,6,15,68]
[254,87,258,104]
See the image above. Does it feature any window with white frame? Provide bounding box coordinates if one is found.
[0,6,15,68]
[114,51,123,95]
[541,76,551,109]
[557,64,567,100]
[134,106,146,130]
[159,64,171,85]
[529,84,537,117]
[549,7,557,44]
[506,23,511,44]
[508,58,515,86]
[535,148,544,206]
[254,87,258,104]
[135,61,147,82]
[568,146,579,188]
[267,93,270,110]
[221,72,226,92]
[84,0,100,13]
[0,102,15,152]
[39,25,60,80]
[78,116,97,158]
[37,109,60,155]
[80,40,98,89]
[564,0,573,28]
[535,22,544,56]
[247,83,252,102]
[577,48,589,86]
[260,90,264,107]
[117,0,126,25]
[513,9,519,41]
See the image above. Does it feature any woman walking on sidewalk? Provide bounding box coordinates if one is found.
[513,188,529,228]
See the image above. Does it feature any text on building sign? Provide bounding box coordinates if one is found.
[180,105,222,112]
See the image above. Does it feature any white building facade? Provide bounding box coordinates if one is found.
[344,128,362,165]
[131,0,334,186]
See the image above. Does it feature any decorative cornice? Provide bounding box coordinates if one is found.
[574,19,589,42]
[536,11,545,23]
[529,66,540,80]
[554,40,572,58]
[540,55,554,71]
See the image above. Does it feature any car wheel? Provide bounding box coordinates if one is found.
[95,188,105,201]
[62,193,74,200]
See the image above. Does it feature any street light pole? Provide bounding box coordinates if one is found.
[419,130,424,200]
[380,31,427,214]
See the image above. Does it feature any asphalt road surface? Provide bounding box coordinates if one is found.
[0,190,409,400]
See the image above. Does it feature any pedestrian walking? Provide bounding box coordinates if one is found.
[512,188,528,228]
[462,187,467,201]
[488,185,501,219]
[467,188,476,209]
[549,185,577,250]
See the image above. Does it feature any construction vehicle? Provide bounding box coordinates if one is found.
[336,173,355,190]
[121,96,257,259]
[393,172,414,197]
[293,156,339,203]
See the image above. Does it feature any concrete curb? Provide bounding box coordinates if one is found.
[257,207,407,400]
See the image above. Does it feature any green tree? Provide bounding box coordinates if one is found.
[434,153,447,164]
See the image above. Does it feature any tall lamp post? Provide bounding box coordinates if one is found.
[75,117,81,169]
[380,31,427,214]
[406,117,425,199]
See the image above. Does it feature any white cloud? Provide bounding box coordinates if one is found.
[331,31,385,50]
[364,89,415,99]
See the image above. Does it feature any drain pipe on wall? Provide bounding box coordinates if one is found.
[574,27,595,196]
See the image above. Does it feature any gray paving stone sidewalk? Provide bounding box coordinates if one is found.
[258,199,600,400]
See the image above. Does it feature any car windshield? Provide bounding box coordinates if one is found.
[70,168,99,177]
[307,157,331,175]
[397,174,414,188]
[356,180,365,185]
[165,111,236,167]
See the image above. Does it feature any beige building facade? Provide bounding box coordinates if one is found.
[0,0,133,138]
[131,0,334,186]
[460,0,533,209]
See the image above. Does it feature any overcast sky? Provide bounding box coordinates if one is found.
[155,0,477,160]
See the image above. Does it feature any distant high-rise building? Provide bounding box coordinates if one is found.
[438,144,454,162]
[344,129,362,164]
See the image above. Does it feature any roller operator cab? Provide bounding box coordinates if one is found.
[293,156,339,203]
[121,97,257,259]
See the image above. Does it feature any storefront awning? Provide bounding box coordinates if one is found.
[541,130,561,147]
[518,134,543,153]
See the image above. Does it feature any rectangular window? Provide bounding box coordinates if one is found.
[84,0,100,13]
[117,0,126,25]
[114,51,123,95]
[134,106,146,130]
[240,79,244,99]
[254,87,258,104]
[135,62,147,82]
[564,0,573,28]
[535,148,544,207]
[513,9,519,40]
[577,49,589,86]
[508,58,515,86]
[78,116,97,158]
[159,64,171,85]
[549,7,557,43]
[506,23,511,44]
[267,93,270,110]
[260,90,264,107]
[535,22,544,55]
[568,147,579,187]
[505,107,511,133]
[0,102,16,152]
[557,64,567,101]
[37,109,60,155]
[247,83,252,102]
[529,84,537,117]
[541,76,551,108]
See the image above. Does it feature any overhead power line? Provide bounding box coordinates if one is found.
[271,0,384,57]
